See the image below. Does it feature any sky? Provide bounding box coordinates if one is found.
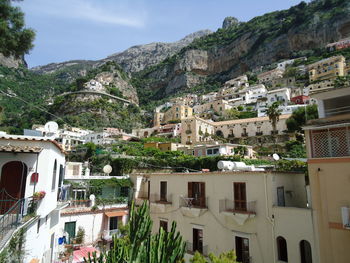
[18,0,307,68]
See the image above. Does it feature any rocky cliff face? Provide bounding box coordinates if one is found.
[0,53,26,68]
[31,30,212,76]
[134,1,350,101]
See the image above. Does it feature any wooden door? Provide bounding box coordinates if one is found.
[234,182,247,211]
[236,236,250,263]
[193,228,203,253]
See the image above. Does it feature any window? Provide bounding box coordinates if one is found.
[277,186,285,207]
[300,240,312,263]
[277,236,288,262]
[234,182,247,211]
[193,228,203,253]
[188,182,206,208]
[110,216,118,230]
[159,220,168,232]
[235,236,250,263]
[160,181,167,202]
[52,160,57,191]
[64,221,76,244]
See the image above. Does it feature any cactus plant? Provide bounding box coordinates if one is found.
[84,201,185,263]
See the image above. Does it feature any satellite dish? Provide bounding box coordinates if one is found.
[103,164,112,174]
[44,121,59,133]
[272,153,280,161]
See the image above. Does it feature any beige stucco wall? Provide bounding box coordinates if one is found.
[131,171,316,263]
[308,159,350,263]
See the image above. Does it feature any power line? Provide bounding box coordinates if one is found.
[0,88,71,127]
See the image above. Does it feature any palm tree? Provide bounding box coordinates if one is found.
[266,102,282,151]
[266,102,282,134]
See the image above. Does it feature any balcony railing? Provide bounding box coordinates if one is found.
[150,193,172,204]
[241,133,248,137]
[219,199,256,215]
[68,200,91,208]
[102,229,121,241]
[271,130,279,135]
[186,242,208,256]
[179,196,208,209]
[256,131,263,136]
[325,105,350,117]
[310,126,350,158]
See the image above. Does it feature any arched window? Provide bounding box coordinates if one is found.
[300,240,312,263]
[277,236,288,262]
[52,160,57,191]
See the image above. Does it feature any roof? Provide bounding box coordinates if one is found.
[214,114,291,126]
[0,145,43,153]
[0,134,65,154]
[73,247,99,263]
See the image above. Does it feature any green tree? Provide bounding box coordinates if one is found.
[84,201,186,263]
[0,0,35,57]
[286,104,318,133]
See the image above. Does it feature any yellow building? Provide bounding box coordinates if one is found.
[144,142,185,152]
[304,86,350,263]
[154,104,193,126]
[308,55,346,82]
[131,168,317,263]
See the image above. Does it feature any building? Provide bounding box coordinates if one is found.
[0,134,66,263]
[223,75,249,89]
[181,115,291,145]
[291,95,310,105]
[304,86,350,263]
[59,173,130,250]
[308,55,346,82]
[326,37,350,51]
[258,104,307,118]
[144,142,186,152]
[131,167,317,263]
[193,99,233,116]
[178,143,254,159]
[82,131,115,145]
[257,68,284,85]
[266,88,291,106]
[155,104,193,125]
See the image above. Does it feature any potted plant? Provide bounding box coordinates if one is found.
[33,191,46,200]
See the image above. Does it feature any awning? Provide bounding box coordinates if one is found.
[105,211,128,217]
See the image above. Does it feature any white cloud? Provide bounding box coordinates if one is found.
[20,0,147,28]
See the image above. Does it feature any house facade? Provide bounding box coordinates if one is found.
[131,169,317,263]
[304,86,350,263]
[308,55,346,82]
[0,134,66,263]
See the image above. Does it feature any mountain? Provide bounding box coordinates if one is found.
[132,0,350,105]
[30,30,212,76]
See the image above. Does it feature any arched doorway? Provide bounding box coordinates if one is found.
[276,236,288,262]
[216,130,224,137]
[300,240,312,263]
[0,161,28,214]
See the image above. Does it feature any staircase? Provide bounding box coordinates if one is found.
[0,190,32,250]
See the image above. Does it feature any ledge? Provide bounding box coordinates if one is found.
[180,206,207,218]
[222,211,255,225]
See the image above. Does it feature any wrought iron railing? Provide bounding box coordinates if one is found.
[179,196,208,209]
[219,199,256,214]
[102,229,121,241]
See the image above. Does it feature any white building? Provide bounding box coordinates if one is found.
[82,131,115,145]
[257,104,308,117]
[0,134,66,263]
[266,88,291,106]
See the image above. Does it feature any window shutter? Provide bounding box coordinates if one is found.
[200,182,206,207]
[188,182,193,198]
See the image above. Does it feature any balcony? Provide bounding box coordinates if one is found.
[179,196,208,217]
[102,229,121,241]
[186,242,208,257]
[271,130,278,135]
[256,131,263,136]
[68,199,91,208]
[149,194,173,213]
[309,126,350,158]
[219,199,256,225]
[241,133,248,137]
